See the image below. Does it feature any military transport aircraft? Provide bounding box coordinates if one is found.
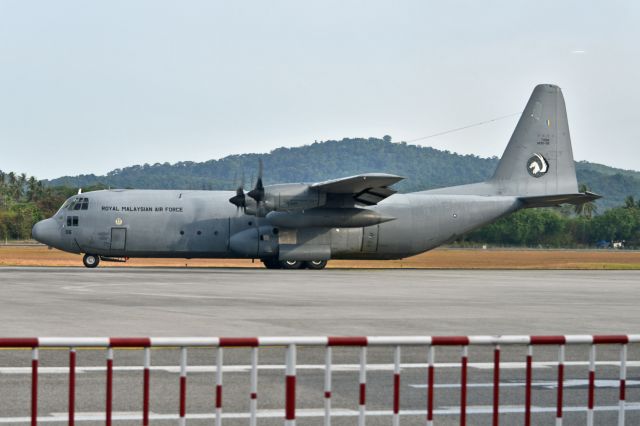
[32,84,599,269]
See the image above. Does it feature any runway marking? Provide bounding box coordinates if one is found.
[60,282,271,301]
[1,361,638,375]
[2,405,640,423]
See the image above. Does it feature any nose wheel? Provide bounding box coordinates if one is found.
[82,254,100,268]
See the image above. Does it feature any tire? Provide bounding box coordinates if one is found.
[280,260,303,270]
[304,260,328,270]
[83,254,100,268]
[262,259,281,269]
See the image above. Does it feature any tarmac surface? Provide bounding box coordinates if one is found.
[0,267,639,424]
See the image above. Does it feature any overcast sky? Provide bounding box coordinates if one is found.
[1,1,638,179]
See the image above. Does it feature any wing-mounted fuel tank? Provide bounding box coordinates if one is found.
[266,207,394,228]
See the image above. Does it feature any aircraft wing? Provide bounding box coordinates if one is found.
[311,173,404,205]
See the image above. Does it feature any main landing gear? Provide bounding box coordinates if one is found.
[261,259,328,270]
[83,253,100,268]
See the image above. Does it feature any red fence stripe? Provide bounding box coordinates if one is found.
[31,352,38,426]
[327,336,368,346]
[525,354,532,426]
[69,349,76,426]
[359,383,366,406]
[109,337,150,347]
[493,347,500,426]
[427,365,434,422]
[106,357,113,426]
[0,338,38,348]
[143,367,150,425]
[219,337,259,347]
[285,376,296,420]
[432,336,470,346]
[393,374,400,414]
[530,335,566,345]
[324,391,331,399]
[216,385,222,408]
[588,370,595,410]
[460,351,468,426]
[593,335,629,344]
[557,363,564,419]
[620,379,626,401]
[179,376,187,417]
[216,385,223,408]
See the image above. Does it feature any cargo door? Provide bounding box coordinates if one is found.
[110,228,127,252]
[361,225,379,253]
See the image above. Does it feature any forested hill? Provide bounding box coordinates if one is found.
[47,137,640,210]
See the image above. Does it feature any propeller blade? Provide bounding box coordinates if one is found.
[248,159,265,202]
[229,168,247,209]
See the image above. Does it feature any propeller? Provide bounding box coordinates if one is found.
[228,171,247,211]
[248,159,265,203]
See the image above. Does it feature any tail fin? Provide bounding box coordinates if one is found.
[490,84,578,196]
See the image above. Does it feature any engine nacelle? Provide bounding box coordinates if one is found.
[263,184,327,212]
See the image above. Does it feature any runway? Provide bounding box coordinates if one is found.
[0,268,639,424]
[1,268,639,336]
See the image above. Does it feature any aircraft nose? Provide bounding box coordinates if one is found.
[32,218,58,246]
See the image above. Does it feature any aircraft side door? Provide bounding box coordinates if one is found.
[110,228,127,252]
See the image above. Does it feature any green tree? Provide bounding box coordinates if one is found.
[574,184,597,218]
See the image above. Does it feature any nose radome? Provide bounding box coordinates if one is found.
[32,218,58,246]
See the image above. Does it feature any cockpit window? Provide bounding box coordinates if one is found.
[68,197,90,211]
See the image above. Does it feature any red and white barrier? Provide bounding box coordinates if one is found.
[0,334,638,425]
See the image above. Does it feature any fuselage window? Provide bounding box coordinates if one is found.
[81,198,89,210]
[72,216,78,226]
[66,216,79,227]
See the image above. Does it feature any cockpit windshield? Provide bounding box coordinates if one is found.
[68,197,90,211]
[56,197,90,215]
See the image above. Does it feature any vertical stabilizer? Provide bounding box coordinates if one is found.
[490,84,578,196]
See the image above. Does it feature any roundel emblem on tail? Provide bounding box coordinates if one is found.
[527,153,549,178]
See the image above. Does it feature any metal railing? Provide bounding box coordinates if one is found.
[0,334,637,425]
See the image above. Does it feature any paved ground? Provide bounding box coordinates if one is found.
[0,268,639,424]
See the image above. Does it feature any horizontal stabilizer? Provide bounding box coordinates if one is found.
[519,191,601,208]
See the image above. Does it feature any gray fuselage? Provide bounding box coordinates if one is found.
[34,189,521,260]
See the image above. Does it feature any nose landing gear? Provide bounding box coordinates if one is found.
[82,254,100,268]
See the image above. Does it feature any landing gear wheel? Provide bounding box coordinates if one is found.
[83,254,100,268]
[262,259,281,269]
[280,260,302,270]
[304,260,328,270]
